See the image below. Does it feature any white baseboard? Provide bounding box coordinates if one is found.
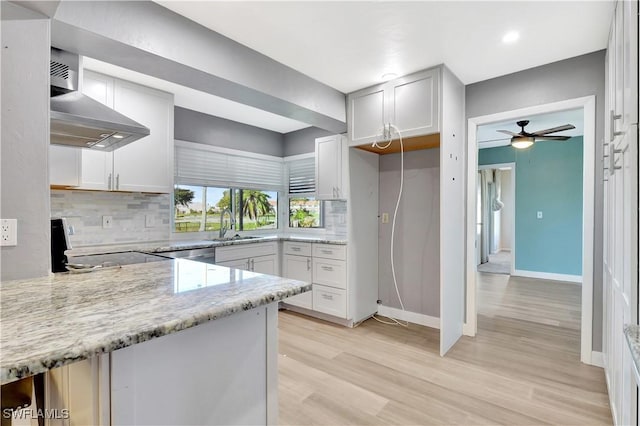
[463,323,475,337]
[591,351,604,368]
[512,269,582,284]
[377,305,440,329]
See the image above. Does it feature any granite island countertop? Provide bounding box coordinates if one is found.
[624,324,640,376]
[66,235,347,257]
[0,259,310,385]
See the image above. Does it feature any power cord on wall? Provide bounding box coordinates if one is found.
[372,123,409,328]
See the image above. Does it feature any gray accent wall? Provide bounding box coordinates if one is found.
[1,18,51,281]
[175,107,284,157]
[378,149,440,317]
[283,127,334,156]
[466,50,606,351]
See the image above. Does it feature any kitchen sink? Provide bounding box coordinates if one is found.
[211,235,263,242]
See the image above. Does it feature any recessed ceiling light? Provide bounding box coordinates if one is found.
[381,73,398,81]
[95,144,105,148]
[502,31,520,44]
[113,134,124,139]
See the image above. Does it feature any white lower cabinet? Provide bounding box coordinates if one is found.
[215,242,278,275]
[282,252,313,309]
[312,284,347,318]
[281,241,348,320]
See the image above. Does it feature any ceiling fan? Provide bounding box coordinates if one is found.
[497,120,576,149]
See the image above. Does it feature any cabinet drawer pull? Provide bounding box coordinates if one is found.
[321,250,333,254]
[321,294,334,301]
[291,247,301,251]
[321,265,334,272]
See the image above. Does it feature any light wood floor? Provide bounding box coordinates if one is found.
[278,273,612,425]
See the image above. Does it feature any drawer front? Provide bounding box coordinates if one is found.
[216,242,277,262]
[312,243,346,260]
[283,241,312,256]
[312,258,346,289]
[283,291,313,310]
[312,284,347,318]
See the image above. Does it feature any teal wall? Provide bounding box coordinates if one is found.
[478,137,583,276]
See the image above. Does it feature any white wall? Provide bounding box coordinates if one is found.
[500,169,513,251]
[1,18,51,281]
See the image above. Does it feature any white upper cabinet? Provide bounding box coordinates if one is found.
[315,134,348,200]
[49,145,81,187]
[112,79,174,193]
[349,87,386,145]
[389,69,439,138]
[49,70,174,193]
[347,67,440,146]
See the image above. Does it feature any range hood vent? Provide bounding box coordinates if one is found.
[50,48,150,151]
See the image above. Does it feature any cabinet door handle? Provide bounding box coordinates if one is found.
[610,110,624,141]
[108,173,112,190]
[321,294,334,301]
[321,265,334,272]
[307,258,311,271]
[251,259,255,271]
[116,173,120,190]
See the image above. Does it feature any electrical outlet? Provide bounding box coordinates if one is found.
[537,211,543,219]
[381,213,389,224]
[145,215,155,228]
[0,219,17,246]
[102,215,113,229]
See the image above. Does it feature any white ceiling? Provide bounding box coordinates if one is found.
[477,108,584,149]
[82,57,312,134]
[157,1,614,93]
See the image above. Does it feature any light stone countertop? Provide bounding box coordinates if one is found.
[0,259,310,385]
[66,235,347,257]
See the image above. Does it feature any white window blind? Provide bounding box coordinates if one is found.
[288,157,315,194]
[175,141,284,191]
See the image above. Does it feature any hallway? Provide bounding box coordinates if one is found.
[278,272,611,425]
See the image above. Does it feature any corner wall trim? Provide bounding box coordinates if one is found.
[591,351,604,368]
[512,269,582,284]
[377,305,440,329]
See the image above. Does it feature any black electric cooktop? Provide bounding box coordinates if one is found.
[67,251,170,267]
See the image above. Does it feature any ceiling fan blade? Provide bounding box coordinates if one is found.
[536,135,571,141]
[531,124,576,136]
[478,137,511,143]
[497,130,520,136]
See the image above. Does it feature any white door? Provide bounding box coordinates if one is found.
[282,254,312,309]
[251,255,277,275]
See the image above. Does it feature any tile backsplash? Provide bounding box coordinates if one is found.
[50,190,171,247]
[323,200,347,239]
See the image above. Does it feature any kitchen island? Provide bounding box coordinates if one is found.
[1,259,310,424]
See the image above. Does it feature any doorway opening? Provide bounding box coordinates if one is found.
[477,163,515,275]
[465,96,596,365]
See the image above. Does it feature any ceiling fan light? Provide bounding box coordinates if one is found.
[511,136,534,149]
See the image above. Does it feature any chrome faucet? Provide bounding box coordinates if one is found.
[219,208,235,238]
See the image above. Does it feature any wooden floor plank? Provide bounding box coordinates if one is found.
[278,272,612,425]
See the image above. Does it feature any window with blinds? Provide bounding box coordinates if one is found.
[175,141,285,191]
[286,157,323,228]
[287,157,315,194]
[173,141,283,233]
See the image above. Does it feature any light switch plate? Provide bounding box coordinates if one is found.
[1,219,17,246]
[381,213,389,224]
[537,211,543,219]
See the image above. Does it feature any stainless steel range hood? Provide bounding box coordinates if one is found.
[50,48,150,151]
